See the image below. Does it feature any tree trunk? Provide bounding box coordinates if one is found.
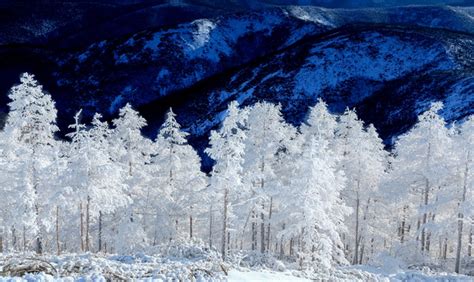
[251,211,256,251]
[279,223,285,259]
[421,178,430,252]
[56,206,60,255]
[260,203,265,253]
[86,196,90,252]
[222,189,228,260]
[353,193,360,265]
[401,206,407,243]
[468,223,472,257]
[456,212,465,273]
[12,227,16,251]
[359,240,365,264]
[35,203,42,255]
[23,226,26,252]
[426,231,431,253]
[455,156,470,273]
[209,205,213,249]
[443,237,448,260]
[266,197,273,252]
[290,237,294,256]
[98,211,103,252]
[31,149,42,255]
[189,214,193,239]
[80,202,84,252]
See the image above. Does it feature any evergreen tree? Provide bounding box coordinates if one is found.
[153,108,207,241]
[206,101,248,260]
[2,73,59,254]
[335,108,387,264]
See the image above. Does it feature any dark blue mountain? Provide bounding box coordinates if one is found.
[0,3,473,169]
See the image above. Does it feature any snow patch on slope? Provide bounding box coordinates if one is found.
[294,32,456,99]
[442,76,474,121]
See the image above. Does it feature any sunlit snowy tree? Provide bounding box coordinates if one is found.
[206,101,248,260]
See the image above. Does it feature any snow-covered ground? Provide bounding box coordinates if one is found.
[0,253,471,281]
[228,269,310,281]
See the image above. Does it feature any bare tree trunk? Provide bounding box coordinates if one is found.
[209,205,213,249]
[456,155,470,273]
[259,157,265,254]
[401,206,407,243]
[279,223,285,259]
[222,189,228,260]
[86,196,90,252]
[189,214,193,239]
[370,237,374,259]
[359,240,365,264]
[56,206,60,255]
[266,197,273,252]
[260,203,265,253]
[23,226,26,252]
[353,192,360,265]
[443,237,447,260]
[0,234,3,253]
[80,202,84,252]
[98,211,103,252]
[227,231,230,254]
[31,149,42,255]
[426,232,431,253]
[12,227,16,251]
[251,211,256,251]
[468,223,473,257]
[421,178,430,252]
[35,203,42,255]
[456,212,465,272]
[289,237,294,256]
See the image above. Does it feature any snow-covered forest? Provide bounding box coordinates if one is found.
[0,73,472,278]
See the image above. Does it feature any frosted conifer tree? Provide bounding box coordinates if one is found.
[282,100,350,270]
[242,101,296,253]
[111,104,152,251]
[153,108,207,241]
[335,108,387,264]
[453,116,473,273]
[206,101,248,260]
[2,73,59,254]
[390,102,453,260]
[65,111,130,252]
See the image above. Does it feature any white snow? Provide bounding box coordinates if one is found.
[294,32,456,99]
[228,269,310,282]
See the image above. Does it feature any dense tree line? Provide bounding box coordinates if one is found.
[0,73,472,273]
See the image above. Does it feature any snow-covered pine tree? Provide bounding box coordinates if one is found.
[242,101,296,253]
[2,73,59,254]
[0,130,37,252]
[206,101,248,260]
[152,108,207,242]
[64,111,130,252]
[390,102,453,261]
[453,116,473,273]
[335,108,387,264]
[282,99,350,270]
[111,103,152,252]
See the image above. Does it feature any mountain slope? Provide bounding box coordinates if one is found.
[164,25,473,142]
[54,5,474,115]
[52,6,474,136]
[0,5,473,168]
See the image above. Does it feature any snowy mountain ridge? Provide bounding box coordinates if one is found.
[49,5,474,148]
